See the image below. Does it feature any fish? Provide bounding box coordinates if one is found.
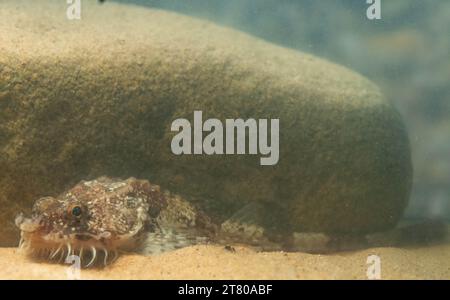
[15,177,448,268]
[15,177,215,268]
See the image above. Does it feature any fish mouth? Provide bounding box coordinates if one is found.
[15,213,119,268]
[15,213,41,233]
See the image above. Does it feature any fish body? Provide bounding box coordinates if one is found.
[16,177,447,267]
[16,177,215,267]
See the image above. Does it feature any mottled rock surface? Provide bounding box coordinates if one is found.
[0,0,411,246]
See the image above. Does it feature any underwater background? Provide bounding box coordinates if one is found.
[113,0,450,222]
[0,0,449,280]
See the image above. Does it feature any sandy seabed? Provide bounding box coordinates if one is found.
[0,243,449,280]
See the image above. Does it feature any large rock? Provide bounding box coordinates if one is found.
[0,0,412,246]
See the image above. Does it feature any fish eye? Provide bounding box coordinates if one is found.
[71,206,82,217]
